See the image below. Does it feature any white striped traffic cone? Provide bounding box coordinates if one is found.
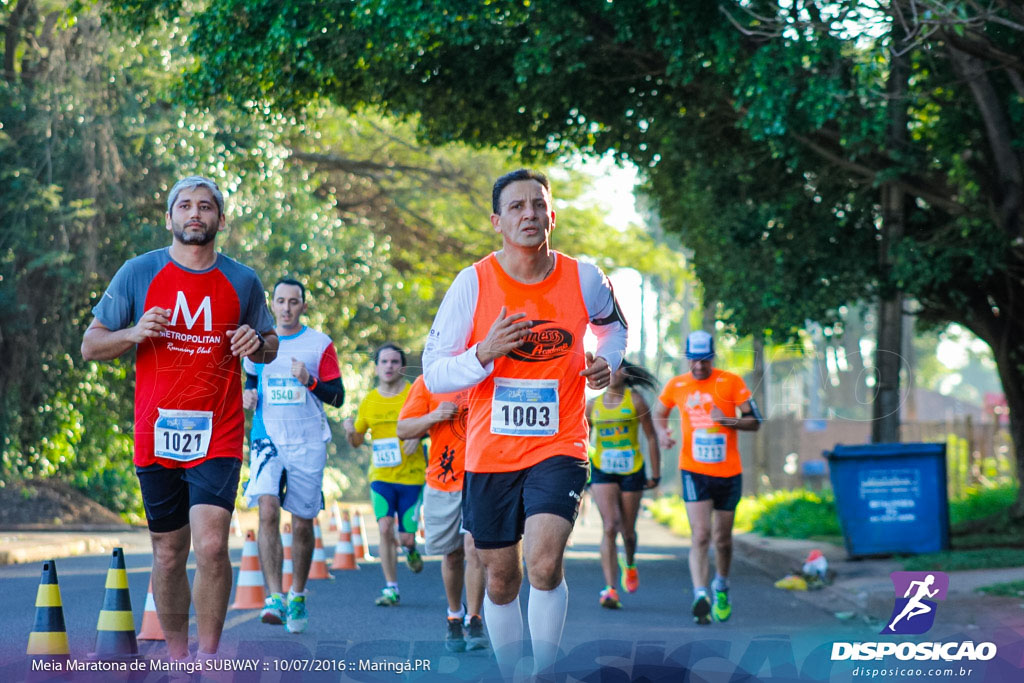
[281,523,294,594]
[357,510,376,561]
[231,531,266,609]
[352,511,367,561]
[328,501,340,534]
[137,576,164,640]
[308,519,333,580]
[230,510,243,538]
[331,511,358,570]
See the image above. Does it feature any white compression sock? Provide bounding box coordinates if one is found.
[484,594,523,679]
[528,578,568,675]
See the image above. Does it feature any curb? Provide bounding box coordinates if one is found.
[0,529,154,567]
[732,532,884,620]
[0,537,126,566]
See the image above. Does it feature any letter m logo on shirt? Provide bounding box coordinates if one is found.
[171,291,213,331]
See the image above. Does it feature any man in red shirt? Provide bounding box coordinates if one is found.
[82,175,278,661]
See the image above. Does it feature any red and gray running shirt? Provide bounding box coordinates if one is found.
[92,248,274,468]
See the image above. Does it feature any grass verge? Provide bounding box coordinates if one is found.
[977,580,1024,598]
[649,483,1021,574]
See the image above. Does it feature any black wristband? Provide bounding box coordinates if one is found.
[253,329,265,351]
[650,476,660,485]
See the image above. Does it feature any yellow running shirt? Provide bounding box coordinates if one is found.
[354,383,425,485]
[590,388,644,475]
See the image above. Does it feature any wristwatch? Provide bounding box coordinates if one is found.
[253,329,265,352]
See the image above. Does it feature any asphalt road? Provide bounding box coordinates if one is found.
[0,515,909,682]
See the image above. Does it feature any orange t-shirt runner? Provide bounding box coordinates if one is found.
[465,253,590,473]
[658,367,752,477]
[398,376,469,493]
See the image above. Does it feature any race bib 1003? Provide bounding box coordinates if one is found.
[154,408,213,462]
[490,377,559,437]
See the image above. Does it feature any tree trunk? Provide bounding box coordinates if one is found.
[872,15,909,444]
[752,334,769,493]
[987,336,1024,520]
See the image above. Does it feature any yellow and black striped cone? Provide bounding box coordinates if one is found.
[26,559,70,666]
[88,547,141,660]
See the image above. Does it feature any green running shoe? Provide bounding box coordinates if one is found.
[712,589,731,622]
[692,593,712,625]
[286,594,308,633]
[375,586,400,606]
[406,548,424,573]
[260,593,286,625]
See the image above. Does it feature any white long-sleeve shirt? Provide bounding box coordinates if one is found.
[423,253,627,393]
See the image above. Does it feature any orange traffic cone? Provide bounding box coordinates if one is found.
[331,511,358,570]
[352,510,367,561]
[89,547,140,660]
[230,510,243,538]
[281,523,294,594]
[308,519,333,580]
[137,575,164,640]
[328,501,341,534]
[27,559,70,670]
[360,511,376,561]
[231,530,266,609]
[416,505,426,545]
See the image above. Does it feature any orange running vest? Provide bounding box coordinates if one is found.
[466,252,590,473]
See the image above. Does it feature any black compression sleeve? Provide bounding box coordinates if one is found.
[311,377,345,408]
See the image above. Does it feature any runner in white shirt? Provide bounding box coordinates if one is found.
[242,278,344,634]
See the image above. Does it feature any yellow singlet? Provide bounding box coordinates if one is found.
[590,388,644,475]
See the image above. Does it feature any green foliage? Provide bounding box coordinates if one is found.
[653,483,1020,564]
[3,1,691,511]
[749,489,841,539]
[977,581,1024,598]
[646,490,825,537]
[950,484,1020,526]
[108,0,1024,518]
[901,549,1024,573]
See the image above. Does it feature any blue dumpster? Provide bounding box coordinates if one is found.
[825,442,950,557]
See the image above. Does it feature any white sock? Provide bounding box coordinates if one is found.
[484,594,523,679]
[528,579,568,675]
[288,589,306,599]
[447,606,466,620]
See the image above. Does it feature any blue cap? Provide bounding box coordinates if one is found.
[685,331,715,360]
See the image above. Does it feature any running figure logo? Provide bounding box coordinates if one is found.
[438,445,458,483]
[881,571,949,635]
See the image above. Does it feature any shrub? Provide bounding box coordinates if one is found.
[749,489,841,538]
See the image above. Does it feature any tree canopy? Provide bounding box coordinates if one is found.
[1,0,693,512]
[109,0,1024,514]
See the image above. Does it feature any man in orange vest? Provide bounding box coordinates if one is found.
[422,169,627,679]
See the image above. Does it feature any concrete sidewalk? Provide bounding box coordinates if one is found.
[0,528,153,566]
[0,506,353,566]
[733,531,1024,632]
